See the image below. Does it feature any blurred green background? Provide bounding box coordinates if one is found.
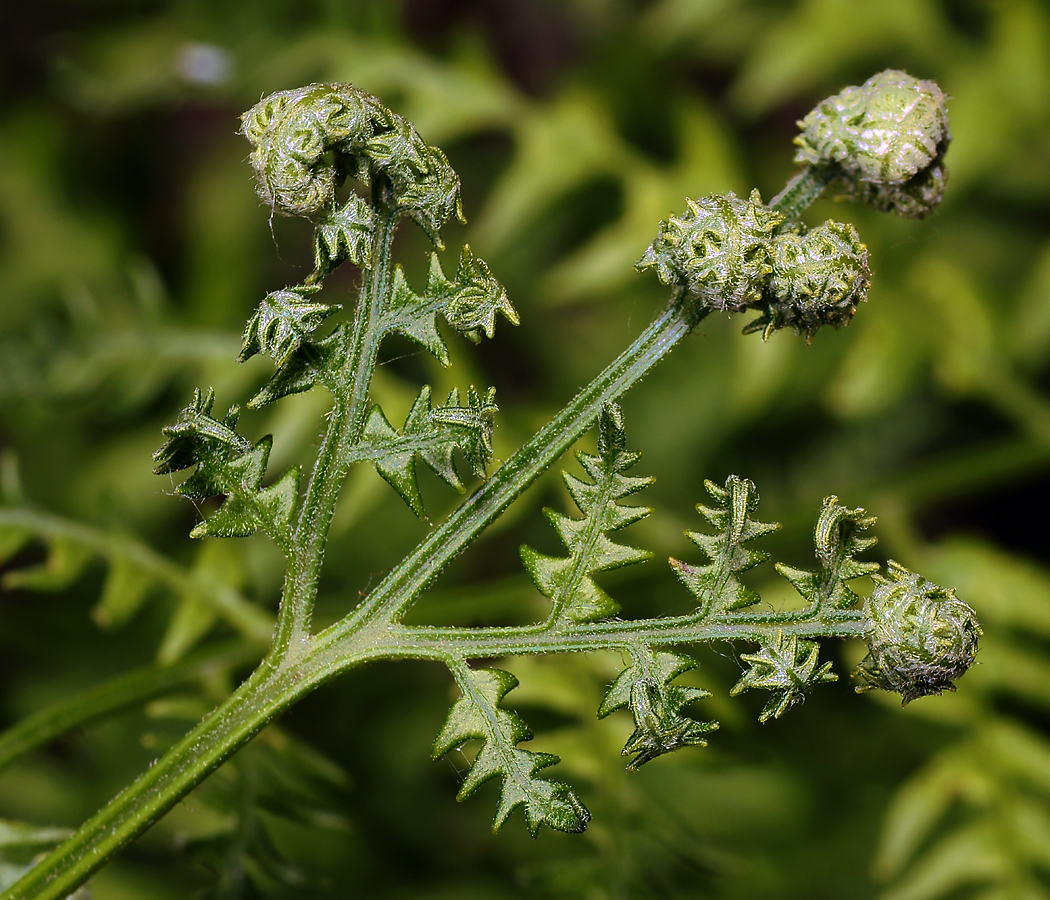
[2,1,1050,898]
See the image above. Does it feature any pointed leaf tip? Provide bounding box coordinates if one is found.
[523,406,652,626]
[433,666,589,835]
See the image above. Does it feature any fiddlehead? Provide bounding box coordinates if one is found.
[636,190,871,340]
[793,69,951,219]
[240,82,463,240]
[856,561,982,703]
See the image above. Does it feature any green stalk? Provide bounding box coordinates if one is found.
[0,640,374,900]
[272,207,398,656]
[2,664,287,900]
[768,165,835,221]
[372,611,866,661]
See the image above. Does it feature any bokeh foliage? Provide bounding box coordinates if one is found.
[1,1,1049,897]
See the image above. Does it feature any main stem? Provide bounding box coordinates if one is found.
[0,633,380,900]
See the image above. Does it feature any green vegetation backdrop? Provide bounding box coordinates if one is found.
[2,1,1049,898]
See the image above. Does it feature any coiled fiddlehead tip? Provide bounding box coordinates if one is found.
[241,83,463,240]
[794,69,951,218]
[636,190,784,311]
[750,220,871,340]
[856,561,981,704]
[638,188,869,340]
[241,83,372,217]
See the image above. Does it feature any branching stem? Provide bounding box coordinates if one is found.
[1,289,704,900]
[325,610,867,666]
[314,297,706,648]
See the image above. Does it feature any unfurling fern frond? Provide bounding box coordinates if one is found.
[432,663,590,835]
[152,388,299,551]
[521,403,652,626]
[671,475,780,616]
[359,385,497,516]
[385,246,518,365]
[730,630,838,722]
[776,495,880,612]
[599,646,717,771]
[241,82,463,237]
[238,285,340,367]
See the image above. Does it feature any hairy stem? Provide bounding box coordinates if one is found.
[769,165,835,222]
[0,638,377,900]
[274,207,398,657]
[2,290,707,900]
[325,610,867,666]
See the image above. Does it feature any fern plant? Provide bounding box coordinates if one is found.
[0,70,980,899]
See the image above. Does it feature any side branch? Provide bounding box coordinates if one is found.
[312,299,706,651]
[322,609,868,666]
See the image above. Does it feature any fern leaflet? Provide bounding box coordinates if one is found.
[775,495,879,611]
[385,246,518,365]
[432,663,590,835]
[599,646,717,770]
[152,388,299,551]
[521,402,652,626]
[730,629,838,722]
[359,385,497,516]
[671,475,780,616]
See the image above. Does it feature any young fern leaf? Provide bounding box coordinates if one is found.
[671,475,780,616]
[598,646,717,771]
[432,663,590,835]
[238,285,340,368]
[521,402,653,626]
[426,246,519,344]
[152,388,299,551]
[360,385,497,516]
[308,194,374,283]
[247,327,347,409]
[386,247,518,365]
[776,495,880,611]
[730,630,838,722]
